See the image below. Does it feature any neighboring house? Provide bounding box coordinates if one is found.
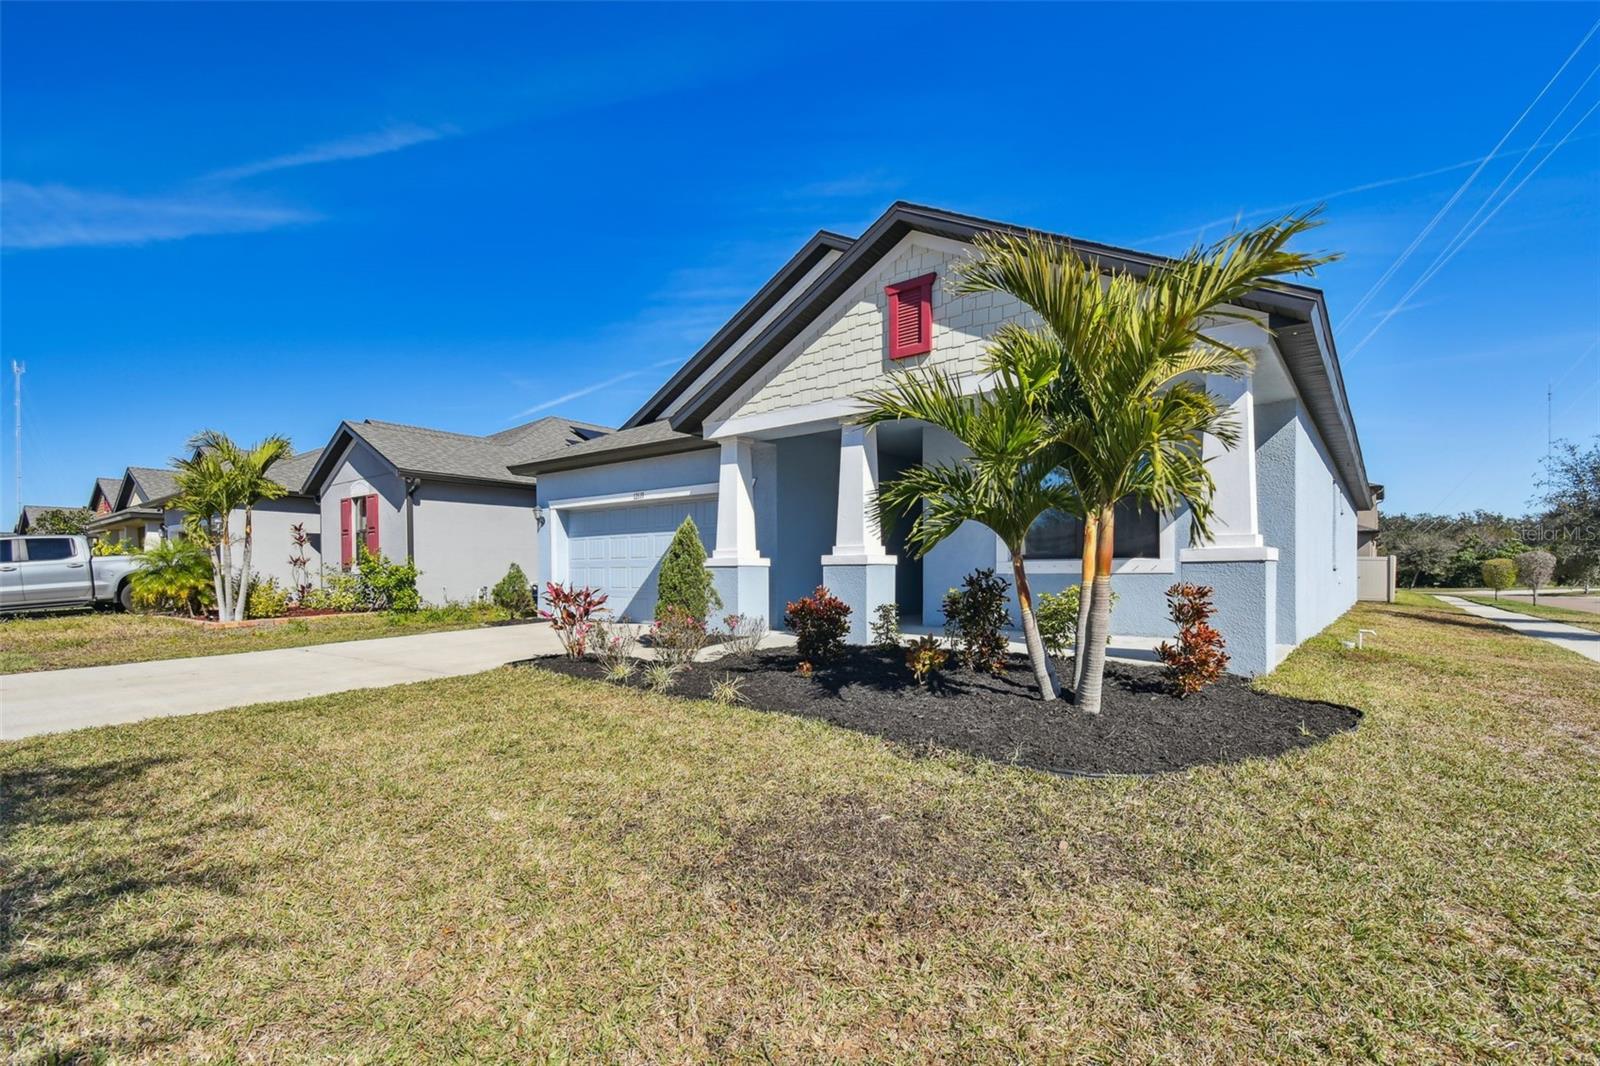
[515,202,1375,676]
[1357,483,1385,556]
[302,416,609,605]
[84,451,326,588]
[88,477,121,516]
[13,505,91,534]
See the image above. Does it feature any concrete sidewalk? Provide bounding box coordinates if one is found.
[1435,596,1600,664]
[0,623,561,741]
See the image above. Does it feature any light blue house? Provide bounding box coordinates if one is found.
[514,203,1373,675]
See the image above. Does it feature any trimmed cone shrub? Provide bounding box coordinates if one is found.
[492,562,536,617]
[656,517,720,622]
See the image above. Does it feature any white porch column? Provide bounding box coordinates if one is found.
[710,438,764,564]
[706,437,770,626]
[827,423,893,561]
[822,424,895,644]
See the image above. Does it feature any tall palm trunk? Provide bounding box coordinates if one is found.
[217,513,235,619]
[209,539,227,621]
[233,506,254,621]
[1073,512,1099,691]
[1009,551,1058,701]
[1076,507,1116,715]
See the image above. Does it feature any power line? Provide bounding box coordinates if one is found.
[1337,19,1600,331]
[1347,94,1600,359]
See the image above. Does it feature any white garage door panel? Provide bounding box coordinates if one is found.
[566,498,716,621]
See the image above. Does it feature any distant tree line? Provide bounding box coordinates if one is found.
[1378,438,1600,589]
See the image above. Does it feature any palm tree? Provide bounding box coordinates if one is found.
[173,446,237,618]
[859,328,1081,700]
[951,212,1334,713]
[173,430,293,621]
[193,430,292,621]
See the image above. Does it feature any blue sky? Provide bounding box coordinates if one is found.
[3,3,1597,520]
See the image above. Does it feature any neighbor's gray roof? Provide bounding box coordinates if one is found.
[91,477,121,507]
[510,419,713,475]
[125,466,181,506]
[306,415,613,491]
[269,448,325,495]
[13,505,90,533]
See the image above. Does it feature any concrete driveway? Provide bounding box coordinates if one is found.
[0,623,562,741]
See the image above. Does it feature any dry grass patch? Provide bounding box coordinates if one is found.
[2,595,1598,1061]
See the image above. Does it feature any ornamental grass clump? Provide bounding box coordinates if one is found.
[784,586,851,669]
[1156,582,1229,697]
[720,613,765,660]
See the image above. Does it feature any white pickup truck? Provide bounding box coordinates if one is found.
[0,534,143,613]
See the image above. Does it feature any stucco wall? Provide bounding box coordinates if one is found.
[411,481,538,605]
[161,498,320,590]
[316,438,408,571]
[771,432,838,615]
[1294,406,1359,641]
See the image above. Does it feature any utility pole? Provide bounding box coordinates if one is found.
[11,360,22,523]
[1547,382,1553,458]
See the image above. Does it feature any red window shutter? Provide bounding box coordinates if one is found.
[340,498,354,567]
[365,493,380,557]
[886,273,934,359]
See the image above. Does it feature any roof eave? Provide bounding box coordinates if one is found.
[510,435,715,476]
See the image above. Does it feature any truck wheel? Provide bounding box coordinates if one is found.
[117,581,134,612]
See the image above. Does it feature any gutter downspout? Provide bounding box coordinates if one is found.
[404,477,421,564]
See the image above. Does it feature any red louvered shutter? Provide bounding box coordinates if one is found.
[365,493,380,557]
[340,497,354,567]
[886,273,934,359]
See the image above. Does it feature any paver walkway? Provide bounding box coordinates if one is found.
[1435,595,1600,664]
[0,624,561,741]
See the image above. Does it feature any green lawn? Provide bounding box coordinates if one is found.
[1457,593,1600,633]
[3,595,1597,1061]
[0,605,512,674]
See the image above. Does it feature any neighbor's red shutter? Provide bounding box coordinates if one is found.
[886,273,934,359]
[365,493,380,556]
[340,497,354,567]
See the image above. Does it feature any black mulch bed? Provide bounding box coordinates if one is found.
[524,647,1361,777]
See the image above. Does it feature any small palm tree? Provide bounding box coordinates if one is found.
[859,330,1081,700]
[952,212,1334,713]
[174,430,293,620]
[129,539,215,616]
[173,445,237,618]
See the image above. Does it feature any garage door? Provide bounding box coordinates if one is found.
[565,498,717,621]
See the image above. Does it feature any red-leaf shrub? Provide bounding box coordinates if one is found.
[1156,582,1229,696]
[784,585,851,664]
[541,582,608,659]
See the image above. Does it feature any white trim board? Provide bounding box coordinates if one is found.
[546,482,719,512]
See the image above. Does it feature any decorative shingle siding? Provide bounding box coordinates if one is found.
[720,237,1039,420]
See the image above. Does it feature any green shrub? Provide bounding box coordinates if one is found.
[904,635,948,686]
[869,602,902,649]
[32,508,90,534]
[129,539,214,616]
[492,563,536,618]
[91,539,133,557]
[942,568,1011,675]
[356,545,421,612]
[245,576,291,619]
[302,567,365,613]
[1035,585,1118,660]
[656,517,720,622]
[1481,558,1515,600]
[784,586,850,665]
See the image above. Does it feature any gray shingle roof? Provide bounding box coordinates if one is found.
[314,415,615,489]
[126,466,180,505]
[14,505,91,533]
[509,419,712,475]
[92,477,121,507]
[269,448,324,495]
